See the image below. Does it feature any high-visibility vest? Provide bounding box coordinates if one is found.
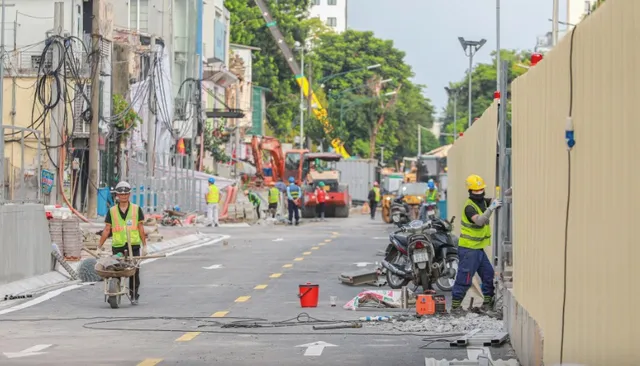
[110,204,142,248]
[288,184,301,199]
[206,184,220,203]
[268,187,280,204]
[373,187,381,202]
[248,192,260,206]
[426,188,438,202]
[459,199,492,250]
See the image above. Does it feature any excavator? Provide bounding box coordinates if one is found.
[252,0,351,159]
[251,135,350,217]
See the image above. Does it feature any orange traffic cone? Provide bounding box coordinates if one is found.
[361,202,370,214]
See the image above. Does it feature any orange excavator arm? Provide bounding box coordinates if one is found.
[250,135,286,182]
[250,135,265,179]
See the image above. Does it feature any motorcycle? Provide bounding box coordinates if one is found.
[381,217,459,292]
[419,201,439,221]
[390,195,411,225]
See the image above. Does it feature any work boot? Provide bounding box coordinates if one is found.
[449,305,467,317]
[295,220,300,226]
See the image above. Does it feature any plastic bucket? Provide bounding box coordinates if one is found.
[298,282,319,308]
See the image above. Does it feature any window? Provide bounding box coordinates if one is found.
[130,0,149,32]
[311,0,320,5]
[328,0,337,5]
[285,152,301,171]
[326,17,337,27]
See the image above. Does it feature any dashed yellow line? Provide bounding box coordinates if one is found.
[311,246,319,250]
[211,311,229,318]
[175,332,200,342]
[269,273,282,278]
[302,251,312,255]
[318,243,326,246]
[294,257,304,261]
[235,296,251,303]
[282,263,293,268]
[137,359,163,366]
[324,239,332,243]
[332,232,339,235]
[254,284,268,290]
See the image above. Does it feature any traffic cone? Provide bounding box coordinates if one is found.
[361,202,370,214]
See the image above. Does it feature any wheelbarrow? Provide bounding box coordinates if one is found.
[161,209,187,227]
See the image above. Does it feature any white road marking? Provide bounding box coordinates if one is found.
[272,238,284,242]
[372,237,388,240]
[202,264,223,269]
[353,262,373,267]
[295,341,337,357]
[0,235,231,315]
[3,344,52,359]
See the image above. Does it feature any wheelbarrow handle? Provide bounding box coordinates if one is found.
[82,247,100,258]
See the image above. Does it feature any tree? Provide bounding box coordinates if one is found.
[441,49,530,144]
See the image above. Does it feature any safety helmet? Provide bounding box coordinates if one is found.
[174,205,181,212]
[114,181,132,194]
[318,181,325,187]
[288,176,295,183]
[465,174,486,191]
[373,181,379,187]
[208,177,215,184]
[427,179,435,189]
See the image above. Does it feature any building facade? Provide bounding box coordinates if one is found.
[309,0,348,32]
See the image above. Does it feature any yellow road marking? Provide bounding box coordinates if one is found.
[332,232,339,235]
[282,263,293,268]
[324,239,332,242]
[137,359,163,366]
[311,246,319,250]
[318,243,325,246]
[211,311,229,317]
[175,332,200,342]
[294,257,304,261]
[254,284,268,290]
[235,296,251,302]
[269,273,282,278]
[302,251,312,255]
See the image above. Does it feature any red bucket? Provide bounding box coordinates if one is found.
[298,282,319,308]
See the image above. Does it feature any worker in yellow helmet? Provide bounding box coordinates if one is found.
[451,174,502,317]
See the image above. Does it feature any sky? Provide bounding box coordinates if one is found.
[348,0,566,114]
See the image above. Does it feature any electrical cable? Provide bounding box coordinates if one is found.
[559,24,578,365]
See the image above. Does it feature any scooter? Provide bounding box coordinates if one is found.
[390,195,411,225]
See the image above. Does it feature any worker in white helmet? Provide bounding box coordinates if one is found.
[98,181,147,304]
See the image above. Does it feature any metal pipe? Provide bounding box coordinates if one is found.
[0,0,6,199]
[496,0,501,92]
[468,50,473,128]
[299,47,305,148]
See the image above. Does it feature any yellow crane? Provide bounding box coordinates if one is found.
[252,0,350,159]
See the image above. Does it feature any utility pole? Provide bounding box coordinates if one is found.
[49,2,65,205]
[307,57,312,150]
[552,0,559,46]
[233,84,240,178]
[87,0,102,218]
[0,0,7,200]
[299,47,305,149]
[147,35,156,177]
[445,87,459,143]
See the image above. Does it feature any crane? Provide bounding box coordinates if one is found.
[252,0,351,159]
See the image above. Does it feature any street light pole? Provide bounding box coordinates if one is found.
[299,47,305,149]
[458,37,487,128]
[445,86,460,142]
[496,0,501,92]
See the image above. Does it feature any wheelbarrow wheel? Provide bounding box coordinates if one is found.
[107,278,120,309]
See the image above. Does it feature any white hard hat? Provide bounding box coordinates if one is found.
[114,181,131,193]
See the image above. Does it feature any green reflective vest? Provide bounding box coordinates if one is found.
[459,199,492,250]
[373,187,381,202]
[248,192,260,206]
[110,204,142,248]
[268,187,280,204]
[426,188,438,202]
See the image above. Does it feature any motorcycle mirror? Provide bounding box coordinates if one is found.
[449,216,456,224]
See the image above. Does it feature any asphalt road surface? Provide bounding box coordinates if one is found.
[0,215,515,365]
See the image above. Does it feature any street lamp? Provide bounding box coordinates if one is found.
[319,63,381,87]
[458,37,486,128]
[444,86,460,143]
[294,41,307,148]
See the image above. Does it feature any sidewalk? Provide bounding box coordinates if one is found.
[0,225,226,307]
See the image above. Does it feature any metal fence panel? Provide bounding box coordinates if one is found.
[1,126,43,204]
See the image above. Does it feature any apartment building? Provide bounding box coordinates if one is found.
[309,0,348,32]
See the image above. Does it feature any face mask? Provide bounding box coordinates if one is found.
[469,190,485,200]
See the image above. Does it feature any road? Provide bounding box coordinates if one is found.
[0,215,514,365]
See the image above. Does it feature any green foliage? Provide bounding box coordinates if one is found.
[112,94,141,138]
[441,49,530,144]
[204,123,231,163]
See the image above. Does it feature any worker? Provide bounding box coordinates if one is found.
[286,176,302,226]
[245,189,262,219]
[314,181,327,221]
[419,179,439,220]
[97,181,147,305]
[367,181,381,220]
[450,174,502,316]
[205,177,220,227]
[267,182,280,218]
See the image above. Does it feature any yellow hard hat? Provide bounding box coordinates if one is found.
[465,174,486,190]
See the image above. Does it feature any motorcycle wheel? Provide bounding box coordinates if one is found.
[419,270,430,292]
[385,251,410,289]
[434,255,459,292]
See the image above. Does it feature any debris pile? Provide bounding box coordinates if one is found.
[372,312,504,333]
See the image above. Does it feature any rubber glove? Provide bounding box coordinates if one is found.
[141,246,148,257]
[489,199,502,211]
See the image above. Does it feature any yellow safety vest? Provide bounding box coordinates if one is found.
[373,187,380,202]
[459,199,492,250]
[206,184,220,203]
[426,188,438,202]
[268,187,280,204]
[110,204,142,248]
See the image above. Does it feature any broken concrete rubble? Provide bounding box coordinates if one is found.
[370,312,504,334]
